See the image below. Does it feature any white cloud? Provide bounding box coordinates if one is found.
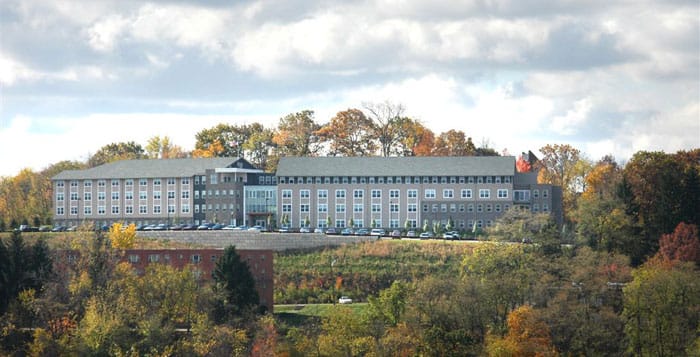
[550,98,593,135]
[0,55,40,86]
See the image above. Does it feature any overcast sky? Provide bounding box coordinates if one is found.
[1,0,698,177]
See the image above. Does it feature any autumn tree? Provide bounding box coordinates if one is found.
[145,135,186,159]
[432,130,477,156]
[315,108,377,157]
[655,222,700,264]
[109,222,136,250]
[486,305,558,357]
[87,141,145,167]
[537,144,590,223]
[0,168,53,229]
[395,118,435,156]
[272,110,322,158]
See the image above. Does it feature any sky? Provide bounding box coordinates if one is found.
[1,0,698,177]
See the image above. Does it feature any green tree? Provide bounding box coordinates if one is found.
[623,260,700,356]
[212,245,260,322]
[537,144,589,223]
[87,141,145,167]
[243,124,275,171]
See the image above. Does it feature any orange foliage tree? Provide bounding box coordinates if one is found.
[655,222,700,264]
[486,305,558,357]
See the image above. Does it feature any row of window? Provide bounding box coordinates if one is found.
[57,204,189,216]
[280,175,513,185]
[281,188,527,200]
[58,191,188,201]
[308,218,495,229]
[58,178,188,189]
[280,201,549,214]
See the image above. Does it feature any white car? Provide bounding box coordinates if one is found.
[338,296,353,304]
[370,228,385,236]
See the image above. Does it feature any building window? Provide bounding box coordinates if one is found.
[70,192,78,201]
[371,189,381,198]
[318,204,328,213]
[390,190,399,198]
[477,204,483,212]
[353,204,363,213]
[468,204,474,212]
[282,190,292,198]
[336,190,346,199]
[168,205,175,214]
[336,204,346,213]
[432,204,438,212]
[300,204,310,213]
[514,190,531,202]
[154,205,161,214]
[422,204,428,212]
[139,191,147,200]
[182,191,189,199]
[441,204,447,212]
[459,204,465,212]
[167,178,175,185]
[125,206,133,214]
[372,204,381,213]
[70,207,78,215]
[125,179,133,187]
[210,174,217,184]
[497,189,508,198]
[408,204,417,212]
[57,193,64,201]
[495,204,502,212]
[111,180,119,187]
[191,255,201,264]
[461,189,472,199]
[98,206,106,215]
[98,180,106,187]
[129,255,140,263]
[167,191,175,199]
[57,181,65,188]
[408,190,418,198]
[543,204,549,212]
[318,190,328,199]
[443,189,454,199]
[425,189,436,199]
[479,189,490,199]
[182,178,189,185]
[282,204,292,213]
[153,179,161,186]
[84,181,92,188]
[543,189,549,198]
[56,207,64,215]
[111,192,119,200]
[140,205,147,214]
[124,192,132,200]
[140,179,147,186]
[98,192,106,201]
[354,190,364,198]
[300,190,310,199]
[111,206,119,214]
[390,203,399,212]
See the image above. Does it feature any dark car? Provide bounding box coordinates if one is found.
[325,227,337,235]
[341,228,354,235]
[51,226,66,232]
[354,228,370,236]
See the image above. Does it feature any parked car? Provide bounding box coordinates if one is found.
[277,226,291,233]
[370,228,385,237]
[442,231,460,240]
[406,230,418,238]
[222,224,237,230]
[181,224,197,230]
[211,224,225,230]
[197,223,213,230]
[248,225,264,232]
[341,228,354,235]
[354,228,370,236]
[325,227,338,235]
[419,232,434,239]
[300,227,311,233]
[338,296,353,304]
[51,226,66,232]
[314,228,324,233]
[390,230,402,238]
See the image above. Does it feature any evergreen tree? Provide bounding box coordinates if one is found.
[212,246,260,323]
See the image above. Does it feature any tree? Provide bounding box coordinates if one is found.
[212,245,260,322]
[242,124,275,171]
[486,305,557,357]
[109,222,136,250]
[87,141,145,167]
[315,108,377,157]
[395,119,435,156]
[195,123,247,158]
[432,130,476,156]
[655,222,700,264]
[145,136,186,159]
[537,144,589,223]
[623,260,700,356]
[272,110,322,158]
[516,155,532,173]
[364,101,411,157]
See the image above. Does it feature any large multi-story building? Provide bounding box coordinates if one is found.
[52,155,561,231]
[51,157,276,229]
[275,156,562,230]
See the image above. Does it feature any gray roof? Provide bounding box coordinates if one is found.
[52,158,240,180]
[276,156,516,177]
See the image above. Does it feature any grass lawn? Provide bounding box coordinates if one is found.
[274,303,368,327]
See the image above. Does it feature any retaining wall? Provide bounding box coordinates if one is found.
[137,231,378,251]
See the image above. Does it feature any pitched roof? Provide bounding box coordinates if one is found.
[52,157,243,180]
[276,156,516,177]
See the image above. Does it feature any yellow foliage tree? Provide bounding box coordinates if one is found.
[109,223,136,249]
[486,305,558,357]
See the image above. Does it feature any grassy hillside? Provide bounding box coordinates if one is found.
[274,239,474,304]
